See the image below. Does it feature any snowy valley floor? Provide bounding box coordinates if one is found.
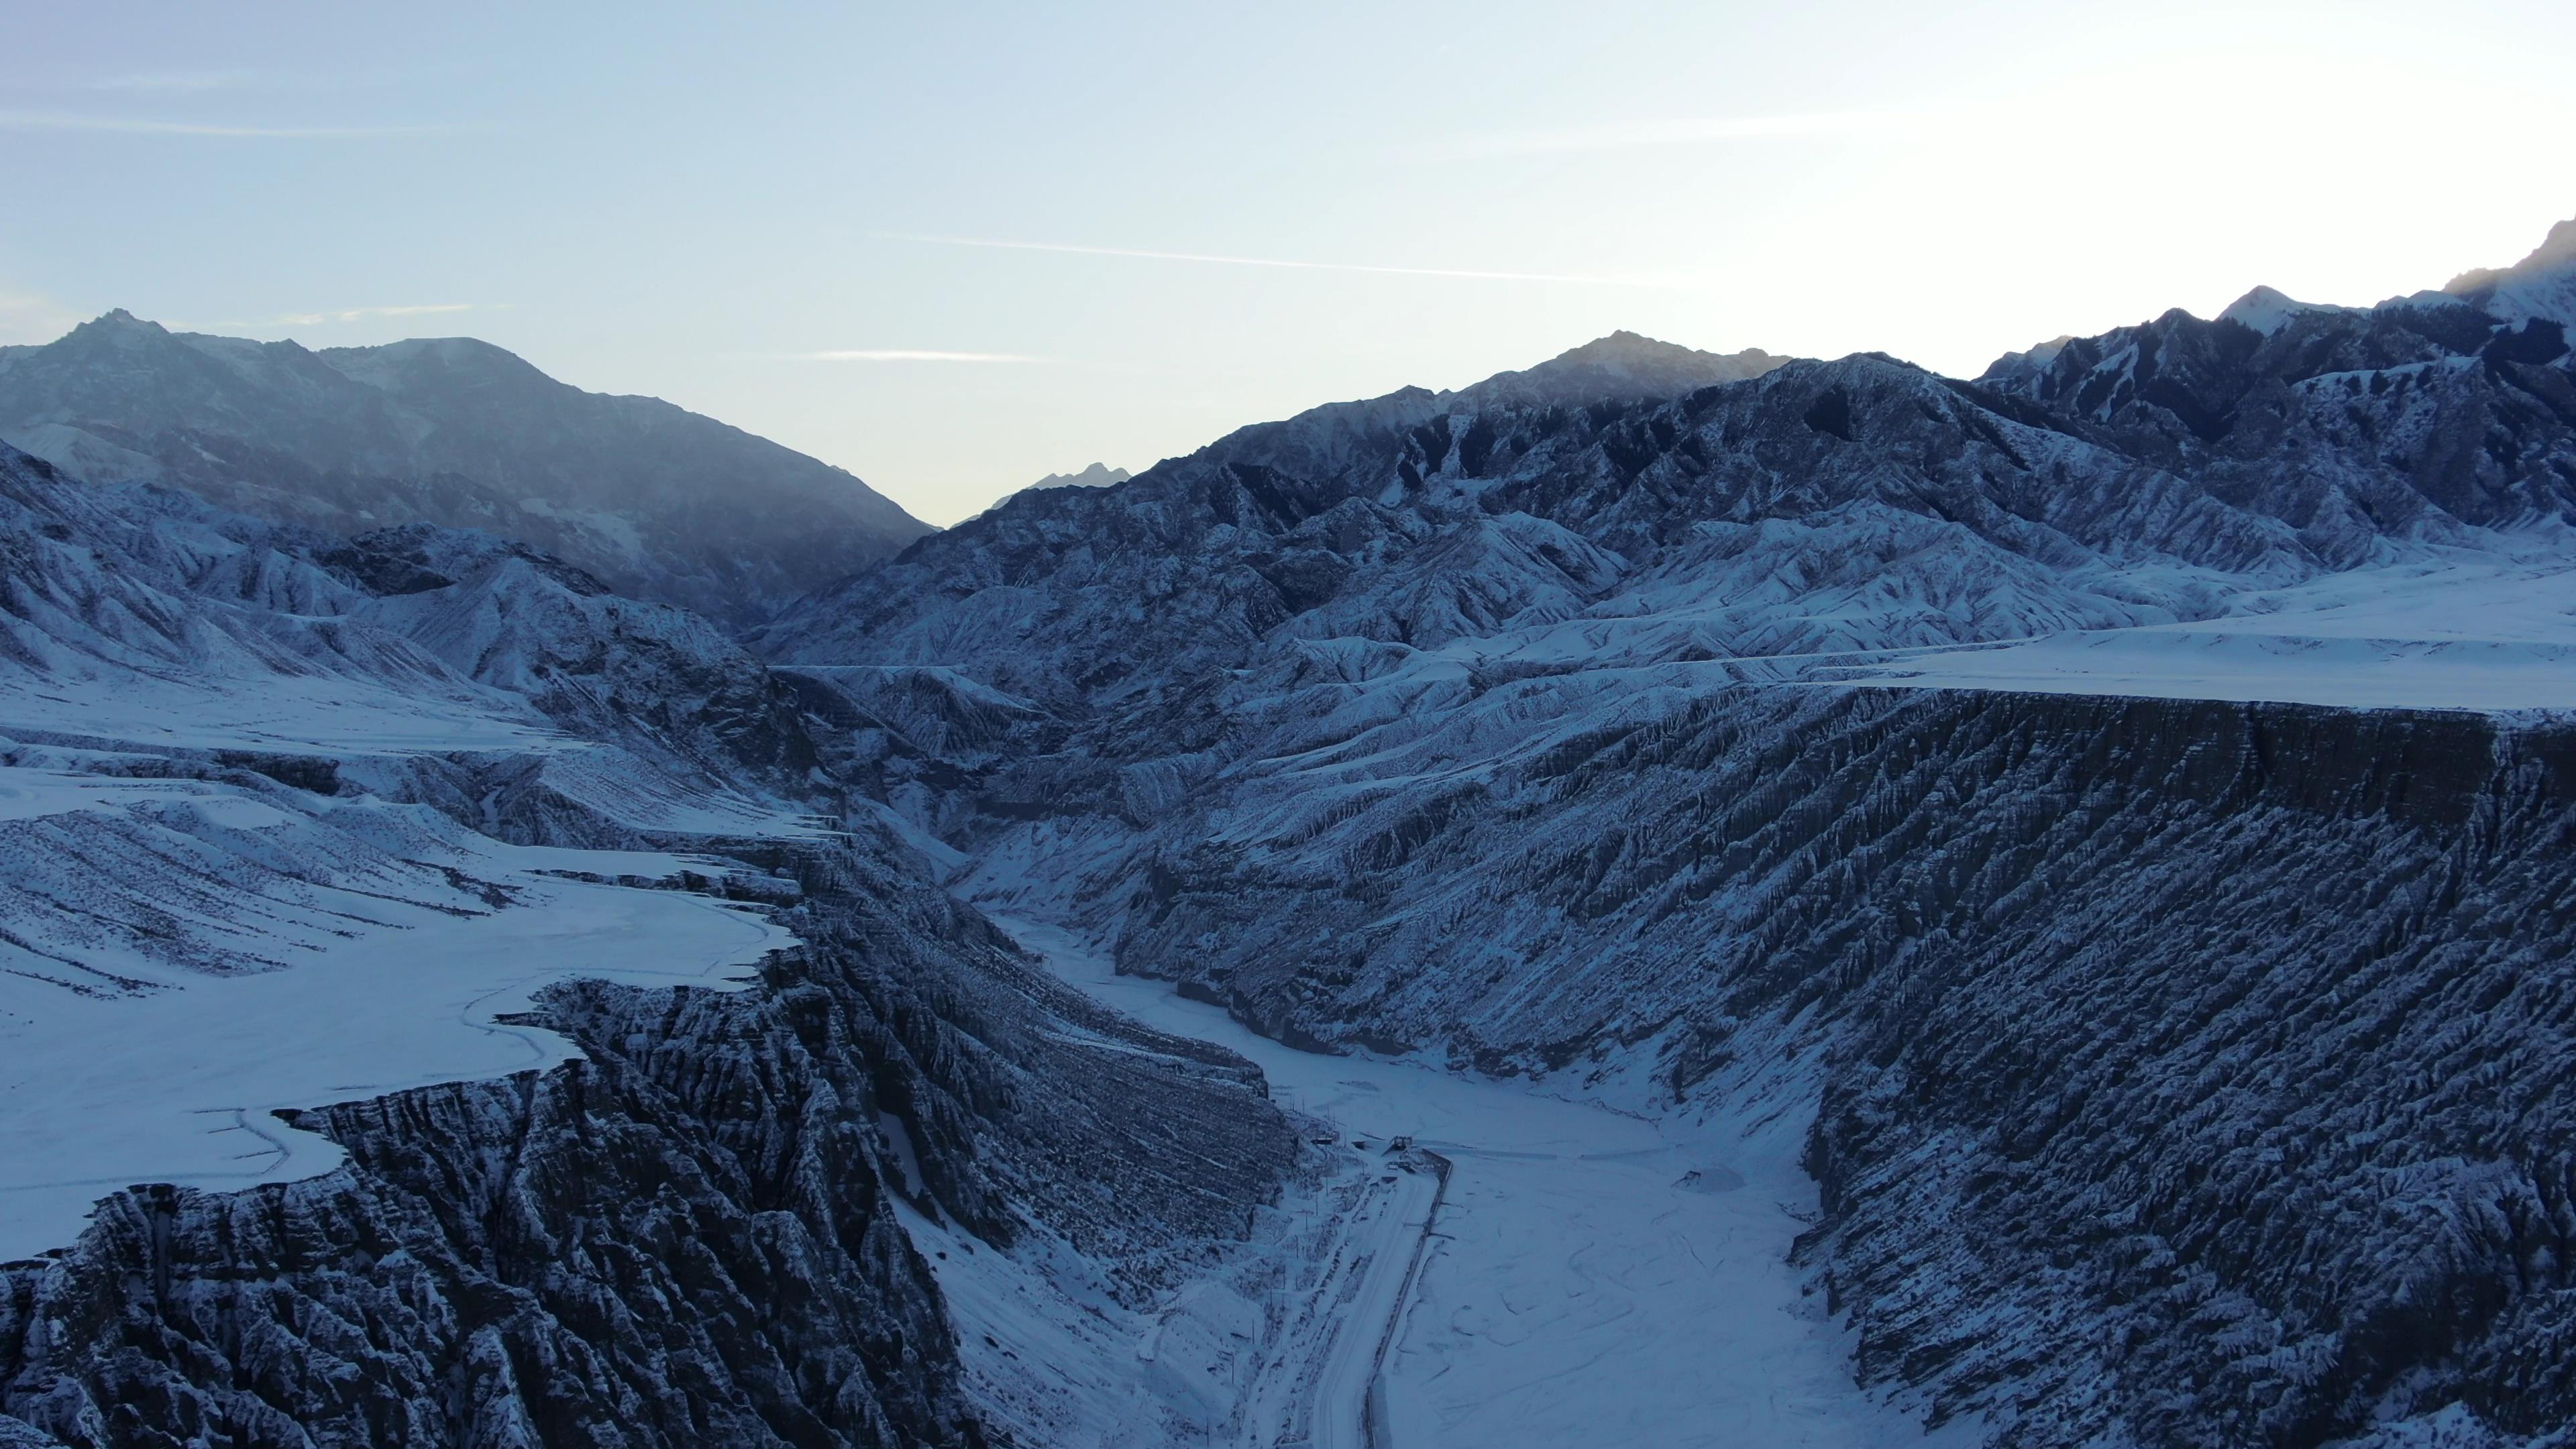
[985,920,1972,1449]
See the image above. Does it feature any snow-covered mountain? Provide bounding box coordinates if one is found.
[760,219,2576,1448]
[7,214,2576,1449]
[0,439,1297,1448]
[0,313,932,627]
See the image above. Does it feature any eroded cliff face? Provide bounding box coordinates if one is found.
[0,830,1293,1449]
[1044,684,2576,1447]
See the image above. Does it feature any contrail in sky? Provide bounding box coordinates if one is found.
[875,232,1665,287]
[796,349,1052,363]
[0,111,443,138]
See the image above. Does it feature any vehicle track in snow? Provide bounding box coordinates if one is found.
[1002,916,1957,1448]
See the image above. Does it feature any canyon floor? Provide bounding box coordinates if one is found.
[996,917,1975,1449]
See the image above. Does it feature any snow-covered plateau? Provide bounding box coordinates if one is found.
[1837,545,2576,710]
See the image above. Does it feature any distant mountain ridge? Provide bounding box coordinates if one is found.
[1450,329,1788,406]
[1028,462,1131,490]
[0,312,932,628]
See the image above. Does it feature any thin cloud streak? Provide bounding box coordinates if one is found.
[876,233,1665,287]
[274,303,483,326]
[78,71,265,94]
[0,111,447,138]
[1426,109,1899,158]
[797,349,1053,363]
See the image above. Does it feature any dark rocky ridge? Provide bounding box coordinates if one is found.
[0,824,1295,1449]
[1082,682,2576,1444]
[1974,295,2575,554]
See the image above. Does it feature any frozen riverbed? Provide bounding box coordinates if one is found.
[1012,921,1966,1449]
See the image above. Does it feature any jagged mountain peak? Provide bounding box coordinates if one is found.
[1552,329,1727,364]
[54,308,205,360]
[82,307,163,333]
[2447,215,2576,293]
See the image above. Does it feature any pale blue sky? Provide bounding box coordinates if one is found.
[5,1,2571,522]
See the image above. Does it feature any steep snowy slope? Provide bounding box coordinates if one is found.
[761,219,2576,1449]
[0,313,931,626]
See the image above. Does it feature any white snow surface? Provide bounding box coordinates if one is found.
[1004,920,1971,1449]
[1838,551,2576,712]
[0,760,792,1265]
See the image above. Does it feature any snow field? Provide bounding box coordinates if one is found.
[1831,553,2576,712]
[0,763,794,1264]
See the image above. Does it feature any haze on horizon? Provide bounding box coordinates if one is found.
[5,0,2571,525]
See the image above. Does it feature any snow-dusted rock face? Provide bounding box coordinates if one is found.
[761,223,2576,1447]
[1972,288,2571,559]
[326,525,829,792]
[0,314,931,627]
[759,348,2322,700]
